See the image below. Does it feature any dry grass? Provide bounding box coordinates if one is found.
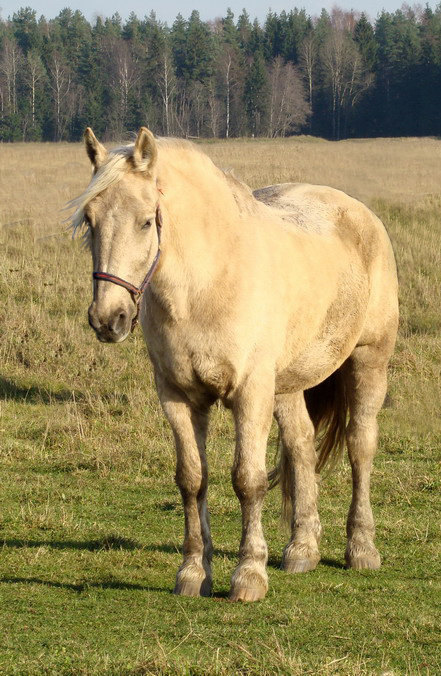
[0,136,440,675]
[1,135,440,436]
[2,135,441,230]
[202,136,441,205]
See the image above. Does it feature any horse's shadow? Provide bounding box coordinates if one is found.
[1,538,344,598]
[0,376,84,404]
[2,537,346,571]
[2,536,141,552]
[0,576,168,594]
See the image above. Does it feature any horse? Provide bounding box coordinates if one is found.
[69,127,399,602]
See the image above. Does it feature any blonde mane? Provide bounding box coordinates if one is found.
[66,144,136,240]
[66,137,260,242]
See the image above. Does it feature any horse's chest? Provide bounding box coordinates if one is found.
[146,323,236,400]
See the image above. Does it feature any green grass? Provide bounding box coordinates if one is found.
[1,140,440,675]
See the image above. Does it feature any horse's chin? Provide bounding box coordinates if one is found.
[95,329,131,344]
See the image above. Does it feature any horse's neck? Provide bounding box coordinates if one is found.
[153,150,242,313]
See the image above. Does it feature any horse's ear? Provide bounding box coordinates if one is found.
[84,127,107,171]
[133,127,158,174]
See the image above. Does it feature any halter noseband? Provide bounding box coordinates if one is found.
[92,203,163,331]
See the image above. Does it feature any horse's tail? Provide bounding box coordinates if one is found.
[268,367,349,523]
[305,367,349,474]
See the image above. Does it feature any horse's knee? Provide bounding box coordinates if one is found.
[175,464,206,500]
[231,466,268,502]
[346,416,378,464]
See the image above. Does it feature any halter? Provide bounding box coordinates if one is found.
[92,202,163,331]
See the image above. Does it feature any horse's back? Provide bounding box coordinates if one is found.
[254,181,398,367]
[254,182,397,299]
[255,182,387,246]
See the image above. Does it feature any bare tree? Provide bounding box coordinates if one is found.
[267,56,310,137]
[299,34,317,110]
[105,38,140,137]
[321,9,372,139]
[216,46,243,139]
[0,38,22,115]
[48,53,72,141]
[189,81,208,138]
[157,47,176,136]
[24,50,46,129]
[207,77,221,137]
[172,81,191,137]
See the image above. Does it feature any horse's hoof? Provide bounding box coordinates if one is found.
[283,557,318,573]
[173,577,212,597]
[174,565,212,597]
[229,566,268,602]
[229,585,267,602]
[345,546,381,570]
[282,543,320,573]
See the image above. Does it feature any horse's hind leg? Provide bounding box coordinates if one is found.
[344,344,390,569]
[156,377,212,597]
[274,392,321,572]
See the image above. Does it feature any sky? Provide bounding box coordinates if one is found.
[0,0,435,25]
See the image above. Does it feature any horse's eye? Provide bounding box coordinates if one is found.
[142,219,153,230]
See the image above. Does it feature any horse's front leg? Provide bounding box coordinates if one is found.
[229,376,274,602]
[157,378,212,597]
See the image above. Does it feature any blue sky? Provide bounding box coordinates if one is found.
[0,1,435,25]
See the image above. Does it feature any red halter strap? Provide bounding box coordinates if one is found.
[92,203,163,331]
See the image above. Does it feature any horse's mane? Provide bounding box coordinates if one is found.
[67,143,135,240]
[66,137,259,241]
[223,170,260,216]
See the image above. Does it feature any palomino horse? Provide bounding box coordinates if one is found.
[70,127,398,602]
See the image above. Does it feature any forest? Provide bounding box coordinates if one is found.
[1,4,441,142]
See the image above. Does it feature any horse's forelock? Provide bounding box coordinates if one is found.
[66,145,137,240]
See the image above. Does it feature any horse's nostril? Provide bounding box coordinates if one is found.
[107,309,128,335]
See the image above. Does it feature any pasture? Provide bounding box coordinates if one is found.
[0,136,440,675]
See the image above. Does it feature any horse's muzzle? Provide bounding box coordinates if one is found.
[88,303,133,343]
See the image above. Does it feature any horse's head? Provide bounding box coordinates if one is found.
[78,127,161,343]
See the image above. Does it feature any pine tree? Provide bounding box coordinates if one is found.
[171,14,187,80]
[244,50,268,135]
[263,11,281,60]
[237,10,252,53]
[12,7,41,54]
[354,13,377,70]
[184,11,213,83]
[222,8,238,45]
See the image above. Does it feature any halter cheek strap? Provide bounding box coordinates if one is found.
[92,203,163,331]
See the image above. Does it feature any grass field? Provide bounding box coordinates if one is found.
[0,136,440,675]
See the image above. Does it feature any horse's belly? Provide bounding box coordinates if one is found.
[275,283,368,393]
[275,341,352,393]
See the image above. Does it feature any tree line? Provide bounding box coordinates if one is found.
[1,4,441,142]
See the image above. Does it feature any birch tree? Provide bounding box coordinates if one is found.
[48,52,72,141]
[105,38,140,137]
[24,49,45,129]
[157,47,176,136]
[299,33,317,109]
[0,38,22,114]
[321,13,373,139]
[216,46,243,138]
[267,56,310,137]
